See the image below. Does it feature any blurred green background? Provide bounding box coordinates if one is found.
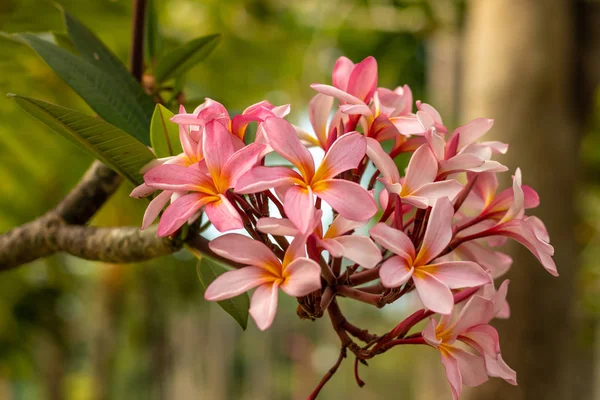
[0,0,598,399]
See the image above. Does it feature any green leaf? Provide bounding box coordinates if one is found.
[196,257,249,331]
[154,34,220,83]
[6,32,152,146]
[61,9,156,129]
[52,32,77,54]
[145,0,162,67]
[9,94,155,186]
[150,104,182,158]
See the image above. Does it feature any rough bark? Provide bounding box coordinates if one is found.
[460,0,594,399]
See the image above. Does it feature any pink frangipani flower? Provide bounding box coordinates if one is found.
[204,234,321,331]
[369,197,491,314]
[366,138,463,209]
[171,98,289,141]
[236,117,377,231]
[423,292,516,400]
[143,120,264,235]
[257,210,382,269]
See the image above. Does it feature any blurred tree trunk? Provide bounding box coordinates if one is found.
[460,0,596,399]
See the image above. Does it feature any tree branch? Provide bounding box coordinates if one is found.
[0,0,154,271]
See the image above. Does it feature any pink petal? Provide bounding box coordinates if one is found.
[144,164,215,193]
[325,214,366,237]
[413,271,454,314]
[481,140,509,154]
[418,103,444,129]
[157,193,211,237]
[399,84,413,115]
[365,137,401,184]
[209,233,281,271]
[310,84,364,105]
[425,127,446,160]
[204,267,272,301]
[179,123,199,161]
[329,235,382,269]
[459,324,500,359]
[141,190,173,230]
[221,143,265,187]
[347,56,378,103]
[280,258,322,297]
[496,220,557,276]
[313,132,366,182]
[332,56,354,91]
[234,166,301,194]
[448,295,495,337]
[523,185,540,209]
[415,197,454,265]
[403,145,438,193]
[340,104,372,116]
[318,238,345,258]
[203,120,235,180]
[455,118,494,150]
[262,117,315,181]
[204,194,244,232]
[249,283,280,331]
[284,186,315,235]
[130,183,157,198]
[438,154,485,175]
[493,280,510,317]
[472,172,498,207]
[309,93,334,148]
[422,317,442,347]
[313,179,377,222]
[484,353,517,385]
[440,350,462,400]
[499,168,524,223]
[390,115,426,136]
[421,261,491,289]
[405,180,464,208]
[256,217,299,236]
[451,347,488,388]
[457,242,513,278]
[379,256,414,288]
[369,222,415,260]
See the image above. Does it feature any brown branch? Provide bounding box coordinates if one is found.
[0,0,155,271]
[54,162,122,224]
[53,225,181,263]
[0,163,122,270]
[0,219,183,269]
[129,0,148,81]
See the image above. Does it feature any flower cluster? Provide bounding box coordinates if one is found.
[132,56,557,399]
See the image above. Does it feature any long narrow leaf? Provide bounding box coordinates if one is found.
[7,33,152,146]
[154,34,220,83]
[9,95,155,186]
[150,104,182,158]
[196,258,249,331]
[61,9,156,120]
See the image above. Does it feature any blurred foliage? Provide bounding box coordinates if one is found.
[0,0,597,399]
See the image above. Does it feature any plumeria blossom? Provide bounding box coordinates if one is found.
[130,55,559,399]
[416,107,508,176]
[130,105,206,230]
[171,98,290,141]
[456,169,557,276]
[143,120,264,235]
[204,234,321,331]
[236,117,377,231]
[423,291,516,400]
[370,197,491,314]
[366,138,463,209]
[257,209,382,269]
